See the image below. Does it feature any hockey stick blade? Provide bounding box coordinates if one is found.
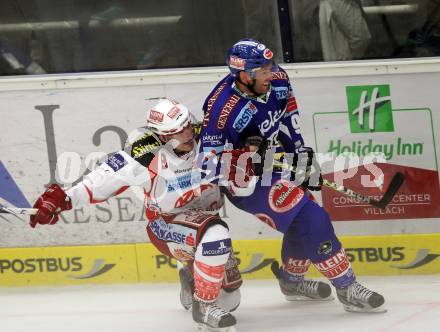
[369,172,405,209]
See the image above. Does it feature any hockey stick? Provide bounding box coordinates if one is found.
[0,204,38,215]
[203,137,405,210]
[321,173,405,209]
[272,160,404,209]
[269,158,405,209]
[270,156,404,209]
[253,143,405,210]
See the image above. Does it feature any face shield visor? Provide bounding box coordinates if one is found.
[248,61,279,80]
[160,113,196,151]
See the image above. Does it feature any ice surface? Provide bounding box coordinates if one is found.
[1,275,439,332]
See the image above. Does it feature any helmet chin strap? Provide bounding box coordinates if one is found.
[246,80,260,97]
[237,74,259,97]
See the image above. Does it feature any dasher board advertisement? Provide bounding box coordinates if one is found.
[312,84,440,221]
[0,234,438,287]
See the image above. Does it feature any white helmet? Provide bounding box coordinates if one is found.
[146,99,191,135]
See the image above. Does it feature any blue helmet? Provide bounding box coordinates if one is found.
[226,38,274,77]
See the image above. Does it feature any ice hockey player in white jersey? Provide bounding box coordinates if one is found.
[29,98,242,332]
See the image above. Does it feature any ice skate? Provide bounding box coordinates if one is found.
[179,264,194,310]
[192,298,236,332]
[271,261,334,301]
[217,288,241,313]
[336,281,386,313]
[178,262,241,313]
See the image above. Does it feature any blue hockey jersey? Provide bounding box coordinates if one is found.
[200,68,305,158]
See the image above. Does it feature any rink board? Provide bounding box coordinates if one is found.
[1,65,440,248]
[0,233,439,287]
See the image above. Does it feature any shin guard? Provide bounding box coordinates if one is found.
[314,248,355,288]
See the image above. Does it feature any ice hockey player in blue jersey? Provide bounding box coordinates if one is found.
[199,38,386,313]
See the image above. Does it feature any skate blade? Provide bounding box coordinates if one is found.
[195,323,236,332]
[343,304,387,313]
[285,294,335,302]
[183,304,192,311]
[180,297,192,310]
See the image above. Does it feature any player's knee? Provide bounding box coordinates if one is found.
[196,223,231,266]
[201,223,230,243]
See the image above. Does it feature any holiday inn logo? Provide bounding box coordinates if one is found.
[323,85,424,160]
[313,82,439,220]
[313,83,432,162]
[346,85,394,133]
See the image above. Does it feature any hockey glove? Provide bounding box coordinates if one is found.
[222,147,257,196]
[245,136,268,177]
[30,184,72,228]
[293,147,323,191]
[227,147,255,187]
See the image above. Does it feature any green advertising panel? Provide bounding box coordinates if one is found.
[346,85,394,133]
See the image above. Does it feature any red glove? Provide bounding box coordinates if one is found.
[30,184,72,228]
[227,147,255,188]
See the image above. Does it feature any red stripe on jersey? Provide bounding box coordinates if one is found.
[286,97,297,113]
[84,184,128,204]
[113,186,129,196]
[147,154,159,176]
[84,185,108,204]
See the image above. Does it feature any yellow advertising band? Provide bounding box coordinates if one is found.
[0,233,438,287]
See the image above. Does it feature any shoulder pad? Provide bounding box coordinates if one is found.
[129,130,162,167]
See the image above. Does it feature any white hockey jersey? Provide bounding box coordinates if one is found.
[65,129,223,218]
